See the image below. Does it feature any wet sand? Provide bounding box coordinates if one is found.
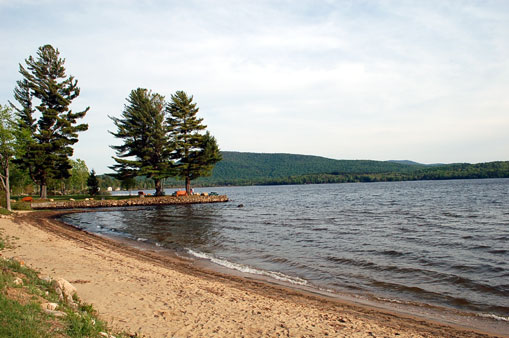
[0,211,504,338]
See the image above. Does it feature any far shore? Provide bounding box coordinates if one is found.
[0,211,505,338]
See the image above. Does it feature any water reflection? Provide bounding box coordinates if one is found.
[65,204,224,251]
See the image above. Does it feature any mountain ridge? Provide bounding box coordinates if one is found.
[100,151,509,188]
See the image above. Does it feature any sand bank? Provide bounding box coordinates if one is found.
[0,211,503,338]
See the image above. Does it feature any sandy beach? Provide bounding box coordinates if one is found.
[0,211,504,338]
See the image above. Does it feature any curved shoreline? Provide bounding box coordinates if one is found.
[2,211,506,337]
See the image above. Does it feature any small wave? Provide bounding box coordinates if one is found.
[442,212,462,218]
[186,249,308,286]
[375,296,405,304]
[137,237,148,242]
[488,249,507,255]
[477,313,509,322]
[380,250,406,257]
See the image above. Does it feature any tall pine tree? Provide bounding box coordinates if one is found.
[166,91,221,193]
[109,88,172,196]
[11,45,88,198]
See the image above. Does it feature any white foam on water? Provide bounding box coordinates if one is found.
[137,237,148,242]
[186,249,308,286]
[375,296,405,304]
[478,313,509,322]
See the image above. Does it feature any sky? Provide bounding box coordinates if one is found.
[1,0,508,174]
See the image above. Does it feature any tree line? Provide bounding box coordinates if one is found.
[0,44,221,209]
[94,158,509,188]
[195,160,509,186]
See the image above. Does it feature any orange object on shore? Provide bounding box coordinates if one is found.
[176,190,187,197]
[21,196,33,202]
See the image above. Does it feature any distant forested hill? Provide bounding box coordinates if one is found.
[208,152,420,180]
[101,151,509,188]
[195,152,509,186]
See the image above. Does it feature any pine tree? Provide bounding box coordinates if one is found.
[11,45,89,199]
[166,91,221,193]
[87,169,99,196]
[109,88,172,196]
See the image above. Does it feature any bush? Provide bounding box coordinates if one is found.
[11,201,32,211]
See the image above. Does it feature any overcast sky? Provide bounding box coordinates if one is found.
[1,0,508,174]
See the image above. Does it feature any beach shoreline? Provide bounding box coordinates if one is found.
[1,211,506,338]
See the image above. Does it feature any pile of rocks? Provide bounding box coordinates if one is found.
[31,194,229,209]
[40,277,78,317]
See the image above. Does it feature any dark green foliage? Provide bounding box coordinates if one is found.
[109,88,172,196]
[110,89,222,195]
[0,104,16,211]
[9,162,35,196]
[87,169,99,196]
[102,152,509,188]
[120,176,136,194]
[98,174,120,191]
[201,151,422,184]
[166,91,215,193]
[194,152,509,186]
[11,45,89,199]
[10,200,33,211]
[192,131,222,177]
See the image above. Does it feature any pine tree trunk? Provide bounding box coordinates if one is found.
[40,184,47,199]
[154,178,163,196]
[5,162,11,211]
[185,177,191,195]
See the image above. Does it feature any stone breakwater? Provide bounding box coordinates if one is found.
[31,195,229,210]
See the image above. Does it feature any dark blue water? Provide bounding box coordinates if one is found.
[61,179,509,323]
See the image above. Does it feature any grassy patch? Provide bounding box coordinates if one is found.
[0,295,56,338]
[0,208,12,215]
[11,201,32,211]
[0,233,131,337]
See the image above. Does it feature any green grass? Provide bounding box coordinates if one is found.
[0,296,55,338]
[0,208,12,215]
[0,234,130,337]
[11,201,32,211]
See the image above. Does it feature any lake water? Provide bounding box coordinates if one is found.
[61,179,509,330]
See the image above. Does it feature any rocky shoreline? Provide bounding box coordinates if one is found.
[30,194,229,209]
